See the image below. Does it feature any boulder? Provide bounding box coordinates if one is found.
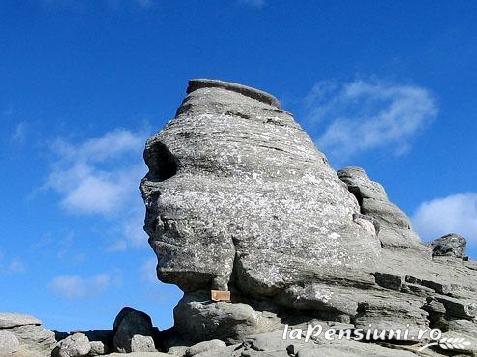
[129,334,156,353]
[112,307,156,353]
[431,233,466,258]
[174,292,281,344]
[88,340,109,356]
[0,330,19,354]
[10,324,56,356]
[53,332,91,357]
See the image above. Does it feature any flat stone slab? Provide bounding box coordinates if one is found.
[0,313,42,329]
[186,78,281,109]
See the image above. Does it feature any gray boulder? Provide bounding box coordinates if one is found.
[129,334,156,353]
[0,330,19,354]
[174,292,281,344]
[10,324,56,356]
[431,233,466,258]
[112,307,156,353]
[88,340,109,356]
[54,332,90,357]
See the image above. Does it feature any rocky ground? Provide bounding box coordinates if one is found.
[2,79,476,357]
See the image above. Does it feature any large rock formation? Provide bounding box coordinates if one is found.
[140,79,477,356]
[0,313,56,356]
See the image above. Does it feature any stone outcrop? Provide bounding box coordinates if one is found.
[0,313,56,356]
[337,166,422,249]
[431,233,467,258]
[53,332,91,357]
[139,79,477,356]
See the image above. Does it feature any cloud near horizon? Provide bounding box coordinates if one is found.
[0,250,26,274]
[413,193,477,244]
[303,80,438,162]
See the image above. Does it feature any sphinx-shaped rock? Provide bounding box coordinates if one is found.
[141,79,381,297]
[141,80,477,352]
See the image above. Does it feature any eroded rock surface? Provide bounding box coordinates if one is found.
[431,233,467,258]
[135,79,477,356]
[141,78,381,321]
[0,313,56,356]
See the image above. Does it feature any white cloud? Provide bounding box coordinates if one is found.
[304,80,437,161]
[47,129,145,215]
[110,210,148,251]
[49,273,116,299]
[413,193,477,243]
[239,0,265,8]
[0,251,26,274]
[45,128,149,250]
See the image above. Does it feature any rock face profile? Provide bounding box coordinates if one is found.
[140,79,477,356]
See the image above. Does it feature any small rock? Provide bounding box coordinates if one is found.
[186,339,226,356]
[431,233,466,258]
[130,335,156,352]
[88,340,109,356]
[55,333,91,357]
[0,330,20,354]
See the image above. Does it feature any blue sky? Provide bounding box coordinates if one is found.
[1,0,476,332]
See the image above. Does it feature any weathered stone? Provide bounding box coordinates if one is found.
[141,79,381,298]
[11,324,56,356]
[88,340,109,356]
[337,167,422,249]
[112,307,156,353]
[0,330,19,354]
[54,333,91,357]
[138,79,477,354]
[431,233,466,258]
[185,339,226,356]
[174,292,281,344]
[0,313,41,329]
[129,335,156,353]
